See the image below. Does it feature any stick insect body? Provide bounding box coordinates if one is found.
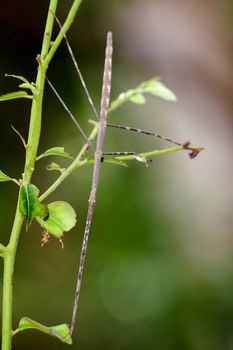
[69,31,113,335]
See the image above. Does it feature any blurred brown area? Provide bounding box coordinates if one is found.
[0,1,233,349]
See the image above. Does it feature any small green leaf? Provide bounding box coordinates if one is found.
[14,317,72,345]
[50,324,72,344]
[4,74,37,95]
[5,74,30,84]
[37,147,72,161]
[0,170,13,182]
[19,83,37,94]
[109,77,177,113]
[130,93,146,104]
[46,162,65,173]
[19,184,48,228]
[0,91,32,102]
[11,125,27,148]
[142,79,177,101]
[36,201,77,238]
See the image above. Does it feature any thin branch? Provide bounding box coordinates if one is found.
[43,0,83,67]
[54,15,99,120]
[39,123,99,202]
[114,145,204,160]
[69,31,113,335]
[46,77,94,152]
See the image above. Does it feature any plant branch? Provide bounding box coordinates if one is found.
[2,200,24,350]
[39,123,99,202]
[23,0,58,183]
[1,1,59,349]
[114,145,204,161]
[44,0,83,67]
[39,141,203,203]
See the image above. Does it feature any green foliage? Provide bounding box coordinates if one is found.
[109,77,177,113]
[19,184,48,229]
[5,74,37,94]
[14,317,72,345]
[0,91,32,102]
[46,162,66,173]
[0,1,204,349]
[5,74,30,84]
[0,170,13,182]
[37,147,72,161]
[36,201,77,238]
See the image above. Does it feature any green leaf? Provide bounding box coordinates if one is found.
[46,162,65,173]
[0,91,32,102]
[5,74,30,84]
[14,317,72,345]
[129,93,146,104]
[46,162,63,171]
[108,77,177,113]
[37,147,72,161]
[5,73,29,84]
[11,125,27,148]
[19,83,37,94]
[19,184,48,228]
[5,74,37,94]
[36,201,77,238]
[142,78,177,101]
[0,170,13,182]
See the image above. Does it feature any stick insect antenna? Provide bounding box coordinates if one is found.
[46,77,94,152]
[54,15,99,120]
[69,31,113,335]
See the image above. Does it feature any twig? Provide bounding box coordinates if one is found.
[69,31,113,335]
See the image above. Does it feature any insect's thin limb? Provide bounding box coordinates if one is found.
[107,123,200,158]
[54,15,99,120]
[103,151,138,156]
[46,77,94,152]
[107,123,183,147]
[103,151,148,165]
[69,31,113,336]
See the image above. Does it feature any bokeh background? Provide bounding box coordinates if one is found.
[0,0,233,349]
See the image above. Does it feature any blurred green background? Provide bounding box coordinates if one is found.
[1,0,233,349]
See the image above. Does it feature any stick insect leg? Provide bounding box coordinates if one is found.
[107,123,183,147]
[107,124,200,158]
[54,15,99,120]
[46,77,94,152]
[103,152,149,165]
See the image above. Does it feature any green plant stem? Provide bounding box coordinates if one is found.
[2,201,24,350]
[0,243,6,257]
[1,1,59,349]
[44,0,83,67]
[114,146,204,161]
[23,0,58,183]
[40,131,203,202]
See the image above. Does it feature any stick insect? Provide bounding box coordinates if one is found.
[49,16,200,160]
[46,21,202,334]
[69,31,113,335]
